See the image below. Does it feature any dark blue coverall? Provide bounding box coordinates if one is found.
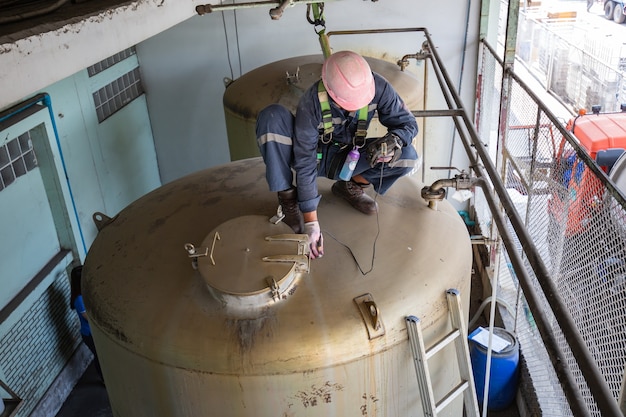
[256,72,420,214]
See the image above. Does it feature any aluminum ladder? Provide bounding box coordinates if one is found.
[405,288,480,417]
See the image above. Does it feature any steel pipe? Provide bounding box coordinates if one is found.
[424,29,621,416]
[196,0,327,15]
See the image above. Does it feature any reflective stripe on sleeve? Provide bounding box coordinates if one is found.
[257,132,293,147]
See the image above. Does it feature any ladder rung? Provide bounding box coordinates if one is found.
[425,328,461,360]
[435,380,470,413]
[406,289,480,417]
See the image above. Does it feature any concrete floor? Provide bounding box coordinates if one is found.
[54,361,112,417]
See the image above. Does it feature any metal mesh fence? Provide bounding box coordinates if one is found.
[475,37,626,416]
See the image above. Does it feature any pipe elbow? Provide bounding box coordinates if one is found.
[430,178,456,191]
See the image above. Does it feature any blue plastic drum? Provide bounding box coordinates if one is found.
[469,327,519,410]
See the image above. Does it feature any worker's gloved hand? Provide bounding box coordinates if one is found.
[365,133,403,167]
[304,221,324,259]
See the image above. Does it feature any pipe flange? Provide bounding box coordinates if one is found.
[421,186,446,202]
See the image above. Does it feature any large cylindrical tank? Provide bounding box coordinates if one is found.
[223,54,424,161]
[83,158,472,416]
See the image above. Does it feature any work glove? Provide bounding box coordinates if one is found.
[365,133,403,167]
[304,221,324,259]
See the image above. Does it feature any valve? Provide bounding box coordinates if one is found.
[421,167,477,209]
[396,44,430,71]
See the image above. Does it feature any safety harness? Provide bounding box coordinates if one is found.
[317,81,368,148]
[317,81,369,177]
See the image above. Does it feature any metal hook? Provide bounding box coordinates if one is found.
[210,232,221,266]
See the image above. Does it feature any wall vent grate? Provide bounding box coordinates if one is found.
[92,67,144,123]
[0,131,38,192]
[87,47,136,77]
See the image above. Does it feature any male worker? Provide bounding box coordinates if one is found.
[256,50,420,259]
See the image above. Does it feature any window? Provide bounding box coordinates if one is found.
[92,67,144,123]
[0,131,37,192]
[88,47,144,123]
[87,47,136,77]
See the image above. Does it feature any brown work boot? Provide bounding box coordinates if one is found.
[331,180,378,215]
[277,187,304,233]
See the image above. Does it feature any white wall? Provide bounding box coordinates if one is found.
[0,0,199,111]
[136,17,234,183]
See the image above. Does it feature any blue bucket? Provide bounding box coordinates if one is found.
[469,327,519,411]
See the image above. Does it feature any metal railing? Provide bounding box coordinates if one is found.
[306,23,626,416]
[475,37,626,416]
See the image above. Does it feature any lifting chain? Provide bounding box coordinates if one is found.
[306,3,325,30]
[306,3,331,58]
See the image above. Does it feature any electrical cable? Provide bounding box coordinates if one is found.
[220,1,235,82]
[324,163,384,276]
[233,8,243,77]
[446,0,473,180]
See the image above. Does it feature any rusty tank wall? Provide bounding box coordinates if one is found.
[83,158,472,417]
[223,54,424,161]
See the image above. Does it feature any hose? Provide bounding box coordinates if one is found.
[468,296,516,331]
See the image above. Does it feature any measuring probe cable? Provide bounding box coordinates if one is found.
[323,163,385,276]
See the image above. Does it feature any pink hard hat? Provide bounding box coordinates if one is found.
[321,51,375,111]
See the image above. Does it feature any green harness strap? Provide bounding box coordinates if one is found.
[309,3,332,59]
[318,81,334,139]
[317,81,368,147]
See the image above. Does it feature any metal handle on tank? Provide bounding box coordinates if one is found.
[364,300,380,330]
[354,294,386,339]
